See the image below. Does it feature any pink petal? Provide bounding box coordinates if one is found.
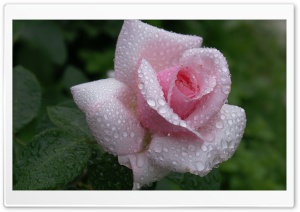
[71,79,145,156]
[137,59,204,139]
[180,48,232,129]
[157,65,215,119]
[118,152,169,189]
[148,104,246,176]
[114,20,202,90]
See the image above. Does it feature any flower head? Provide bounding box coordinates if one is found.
[71,20,246,189]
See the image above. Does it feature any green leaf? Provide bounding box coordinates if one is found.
[88,148,133,190]
[13,66,42,133]
[13,20,24,43]
[156,169,221,190]
[62,65,88,90]
[13,129,91,190]
[47,106,92,138]
[20,21,67,65]
[79,49,114,74]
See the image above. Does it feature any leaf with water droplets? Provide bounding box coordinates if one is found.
[13,129,91,190]
[47,106,93,138]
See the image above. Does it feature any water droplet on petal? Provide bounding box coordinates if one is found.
[147,98,156,107]
[130,132,135,137]
[123,132,128,137]
[201,144,208,152]
[216,121,224,129]
[179,121,187,127]
[158,106,167,114]
[196,162,205,171]
[221,140,228,148]
[154,144,162,153]
[222,85,231,94]
[113,132,119,138]
[158,98,165,106]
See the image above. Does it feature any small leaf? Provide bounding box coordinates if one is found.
[62,65,88,90]
[47,106,92,138]
[88,147,133,190]
[156,169,221,190]
[13,129,91,190]
[79,49,114,74]
[20,21,67,65]
[13,66,41,133]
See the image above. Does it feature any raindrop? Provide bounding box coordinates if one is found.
[163,147,169,152]
[158,106,167,114]
[172,161,178,165]
[215,121,224,129]
[201,144,208,152]
[221,115,226,120]
[222,85,231,94]
[222,67,228,72]
[154,144,162,153]
[138,82,144,90]
[179,121,187,127]
[113,132,119,138]
[158,98,166,106]
[123,132,128,137]
[228,120,233,125]
[182,152,187,157]
[196,162,205,171]
[147,98,156,107]
[130,132,135,137]
[221,140,228,148]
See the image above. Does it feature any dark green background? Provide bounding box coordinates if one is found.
[13,20,286,190]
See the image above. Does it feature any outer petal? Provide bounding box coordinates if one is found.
[148,104,246,176]
[71,79,145,156]
[181,48,232,129]
[118,152,169,189]
[115,20,202,90]
[137,59,204,139]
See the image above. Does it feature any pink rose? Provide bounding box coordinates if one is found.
[71,20,246,189]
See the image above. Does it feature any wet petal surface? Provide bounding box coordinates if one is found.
[118,152,169,189]
[71,79,145,156]
[115,20,202,90]
[148,104,246,176]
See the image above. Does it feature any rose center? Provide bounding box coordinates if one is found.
[175,67,200,98]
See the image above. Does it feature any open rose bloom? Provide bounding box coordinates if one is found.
[71,20,246,189]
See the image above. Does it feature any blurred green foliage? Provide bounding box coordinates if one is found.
[13,20,286,190]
